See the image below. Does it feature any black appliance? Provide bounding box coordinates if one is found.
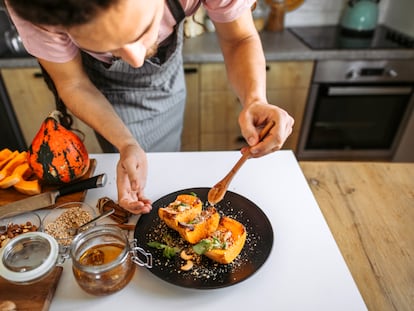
[289,25,414,50]
[297,59,414,160]
[0,73,26,151]
[289,25,414,161]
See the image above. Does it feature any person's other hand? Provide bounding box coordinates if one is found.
[116,144,152,214]
[239,101,294,157]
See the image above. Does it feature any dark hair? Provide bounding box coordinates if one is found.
[6,0,119,26]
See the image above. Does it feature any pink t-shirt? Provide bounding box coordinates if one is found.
[7,0,255,64]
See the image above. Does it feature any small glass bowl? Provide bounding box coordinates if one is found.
[42,202,96,247]
[0,212,42,248]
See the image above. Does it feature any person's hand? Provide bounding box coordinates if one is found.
[239,101,294,157]
[116,143,152,214]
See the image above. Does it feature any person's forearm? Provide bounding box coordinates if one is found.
[215,12,267,107]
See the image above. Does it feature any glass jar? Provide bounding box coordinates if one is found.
[0,224,152,293]
[70,225,152,296]
[0,232,59,285]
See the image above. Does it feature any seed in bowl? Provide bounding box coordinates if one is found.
[45,207,93,245]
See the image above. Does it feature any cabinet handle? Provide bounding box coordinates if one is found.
[235,135,246,143]
[265,65,270,71]
[33,72,43,78]
[184,67,198,74]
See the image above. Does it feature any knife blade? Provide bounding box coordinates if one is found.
[0,173,107,219]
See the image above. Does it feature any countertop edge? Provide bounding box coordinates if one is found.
[1,30,414,68]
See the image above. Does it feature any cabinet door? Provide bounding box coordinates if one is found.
[1,68,102,153]
[200,91,243,150]
[199,64,245,151]
[181,64,200,151]
[266,88,309,151]
[266,61,314,152]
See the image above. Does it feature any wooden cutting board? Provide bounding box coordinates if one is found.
[0,159,96,208]
[0,266,63,311]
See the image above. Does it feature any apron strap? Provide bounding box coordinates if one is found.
[166,0,186,24]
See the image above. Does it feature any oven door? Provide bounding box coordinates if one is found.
[297,83,414,160]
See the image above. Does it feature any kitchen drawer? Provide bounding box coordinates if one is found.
[266,61,314,89]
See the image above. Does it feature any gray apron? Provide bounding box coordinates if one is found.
[81,0,187,152]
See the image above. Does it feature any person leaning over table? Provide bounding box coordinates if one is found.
[4,0,294,214]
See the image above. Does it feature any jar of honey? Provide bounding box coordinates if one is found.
[70,225,152,296]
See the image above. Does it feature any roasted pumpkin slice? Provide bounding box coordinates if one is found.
[176,206,220,244]
[193,216,247,264]
[158,193,203,231]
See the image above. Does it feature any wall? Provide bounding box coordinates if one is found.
[282,0,413,37]
[381,0,414,36]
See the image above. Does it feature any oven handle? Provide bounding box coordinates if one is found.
[328,86,413,96]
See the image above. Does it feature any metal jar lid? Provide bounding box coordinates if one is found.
[0,232,59,284]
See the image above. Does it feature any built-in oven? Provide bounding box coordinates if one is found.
[297,59,414,161]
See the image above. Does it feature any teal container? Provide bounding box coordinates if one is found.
[340,0,379,33]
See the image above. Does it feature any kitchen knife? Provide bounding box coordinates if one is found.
[0,173,107,219]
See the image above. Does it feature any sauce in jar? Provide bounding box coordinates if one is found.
[71,226,139,296]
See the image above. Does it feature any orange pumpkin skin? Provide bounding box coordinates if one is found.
[28,111,90,184]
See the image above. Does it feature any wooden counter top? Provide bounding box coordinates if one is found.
[299,161,414,311]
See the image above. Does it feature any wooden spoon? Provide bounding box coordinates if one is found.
[207,121,275,206]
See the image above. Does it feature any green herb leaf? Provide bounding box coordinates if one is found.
[163,246,180,259]
[147,241,165,249]
[147,241,179,259]
[193,239,212,255]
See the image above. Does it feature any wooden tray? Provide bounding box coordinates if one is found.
[0,266,63,311]
[0,159,96,208]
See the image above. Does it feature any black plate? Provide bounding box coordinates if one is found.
[134,187,274,289]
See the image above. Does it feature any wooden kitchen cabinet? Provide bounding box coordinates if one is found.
[199,63,243,151]
[2,60,313,154]
[197,61,314,152]
[266,61,314,151]
[0,67,102,153]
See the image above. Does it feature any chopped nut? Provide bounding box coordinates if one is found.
[0,221,38,248]
[180,250,193,260]
[181,260,194,271]
[1,238,10,248]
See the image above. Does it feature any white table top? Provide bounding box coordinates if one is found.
[49,151,367,311]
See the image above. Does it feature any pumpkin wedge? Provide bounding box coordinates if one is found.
[193,216,247,264]
[176,206,220,244]
[0,148,13,162]
[158,194,203,232]
[0,150,19,171]
[14,179,41,195]
[0,162,31,189]
[0,151,27,181]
